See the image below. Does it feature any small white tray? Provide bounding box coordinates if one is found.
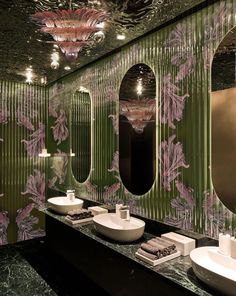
[65,217,93,225]
[135,250,181,266]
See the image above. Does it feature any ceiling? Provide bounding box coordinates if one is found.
[0,0,208,85]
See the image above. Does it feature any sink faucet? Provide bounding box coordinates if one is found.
[66,189,75,202]
[119,205,130,221]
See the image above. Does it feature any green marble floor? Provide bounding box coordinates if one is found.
[0,239,108,296]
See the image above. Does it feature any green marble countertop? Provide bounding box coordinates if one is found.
[44,209,215,296]
[0,242,57,296]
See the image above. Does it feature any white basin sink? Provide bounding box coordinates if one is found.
[93,213,145,242]
[190,246,236,296]
[47,196,83,214]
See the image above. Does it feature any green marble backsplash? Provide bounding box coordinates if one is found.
[1,0,236,244]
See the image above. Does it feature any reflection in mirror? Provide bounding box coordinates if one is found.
[71,88,91,183]
[119,63,156,195]
[212,27,236,213]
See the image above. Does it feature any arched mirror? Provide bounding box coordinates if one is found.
[71,88,91,183]
[119,63,156,195]
[212,27,236,213]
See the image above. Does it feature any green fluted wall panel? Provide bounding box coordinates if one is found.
[0,81,46,244]
[48,1,236,238]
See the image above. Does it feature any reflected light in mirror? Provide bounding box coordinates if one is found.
[120,99,156,134]
[25,66,33,84]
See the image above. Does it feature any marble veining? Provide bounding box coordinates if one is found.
[44,209,216,296]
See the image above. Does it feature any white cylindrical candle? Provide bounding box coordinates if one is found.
[219,233,231,256]
[231,237,236,259]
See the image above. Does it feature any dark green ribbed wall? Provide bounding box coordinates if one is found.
[0,81,46,244]
[48,0,236,239]
[2,1,236,244]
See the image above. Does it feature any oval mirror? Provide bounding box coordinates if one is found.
[211,27,236,213]
[119,63,156,195]
[71,88,91,183]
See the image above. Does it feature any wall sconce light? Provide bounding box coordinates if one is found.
[70,148,75,157]
[38,148,51,157]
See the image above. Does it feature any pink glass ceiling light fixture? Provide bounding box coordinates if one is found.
[31,5,107,61]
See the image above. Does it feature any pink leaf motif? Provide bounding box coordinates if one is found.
[175,54,196,82]
[203,190,228,238]
[0,211,9,245]
[165,23,196,81]
[203,190,218,215]
[175,180,195,209]
[50,150,68,184]
[105,87,117,103]
[17,216,45,242]
[165,23,191,48]
[85,181,97,196]
[108,114,119,135]
[103,182,120,199]
[203,2,227,69]
[16,109,35,131]
[159,134,189,191]
[21,123,45,157]
[49,97,60,118]
[160,74,189,129]
[51,109,69,145]
[108,151,119,173]
[164,181,194,230]
[164,216,192,230]
[16,203,35,225]
[51,82,65,97]
[48,176,58,190]
[0,108,9,124]
[21,170,46,210]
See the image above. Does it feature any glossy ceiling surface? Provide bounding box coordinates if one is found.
[0,0,208,85]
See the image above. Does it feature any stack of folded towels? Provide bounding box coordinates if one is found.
[66,209,93,222]
[137,237,177,261]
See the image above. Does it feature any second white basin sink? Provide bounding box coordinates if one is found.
[47,196,83,214]
[93,213,145,242]
[190,246,236,296]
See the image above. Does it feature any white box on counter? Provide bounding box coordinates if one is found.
[87,206,108,216]
[161,232,195,256]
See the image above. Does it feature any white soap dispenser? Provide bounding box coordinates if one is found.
[115,203,123,216]
[219,233,231,256]
[66,189,75,202]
